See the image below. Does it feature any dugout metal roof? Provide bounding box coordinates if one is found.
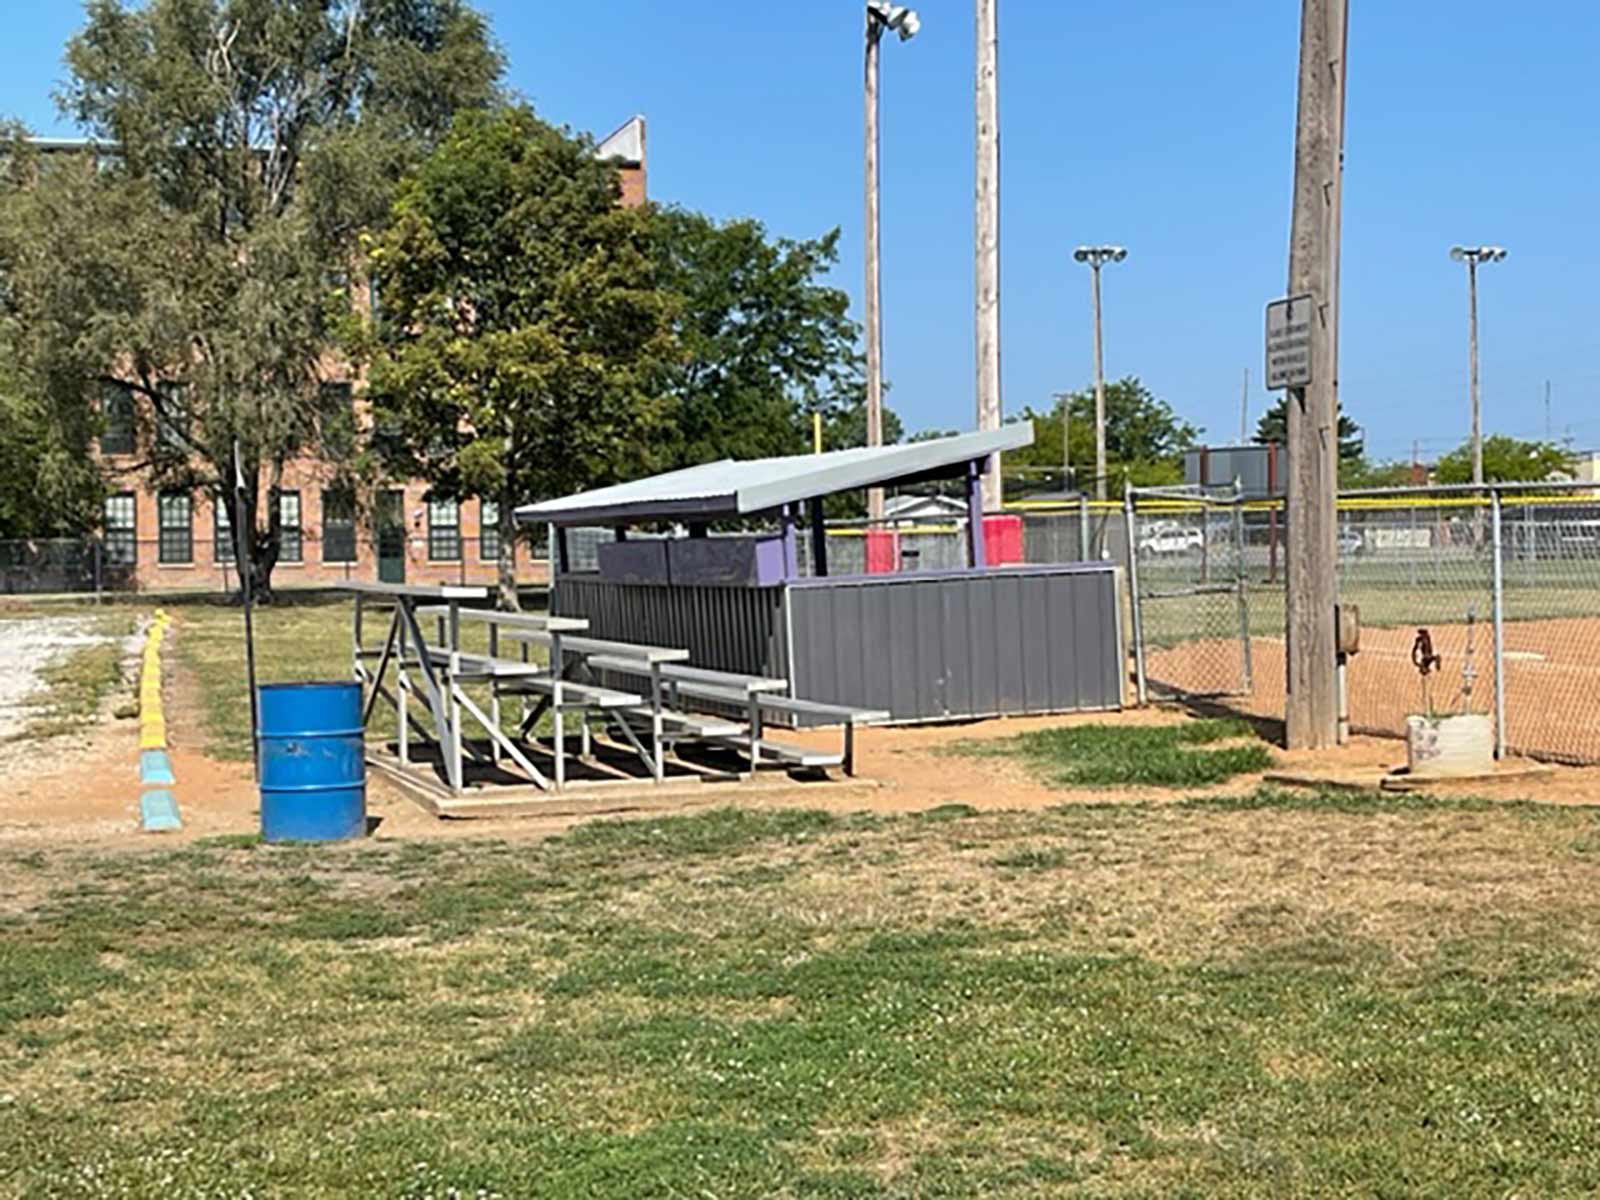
[516,425,1033,527]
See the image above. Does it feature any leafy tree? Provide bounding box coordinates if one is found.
[1340,458,1423,490]
[1434,436,1571,484]
[1254,396,1370,487]
[1009,377,1198,492]
[0,0,502,596]
[0,257,102,537]
[822,393,902,454]
[649,208,863,466]
[360,105,676,608]
[1255,396,1363,462]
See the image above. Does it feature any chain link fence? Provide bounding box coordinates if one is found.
[1123,486,1253,702]
[0,539,124,596]
[1127,482,1600,766]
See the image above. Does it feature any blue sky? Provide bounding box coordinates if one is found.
[5,2,1597,463]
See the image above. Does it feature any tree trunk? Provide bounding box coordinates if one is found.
[496,485,519,612]
[229,465,282,605]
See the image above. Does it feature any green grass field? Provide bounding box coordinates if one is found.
[171,599,546,760]
[952,718,1273,787]
[6,798,1600,1196]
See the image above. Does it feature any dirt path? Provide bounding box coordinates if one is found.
[7,611,1600,852]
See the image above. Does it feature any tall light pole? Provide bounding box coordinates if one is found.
[1449,245,1507,487]
[1073,246,1127,500]
[974,0,1001,513]
[863,1,919,522]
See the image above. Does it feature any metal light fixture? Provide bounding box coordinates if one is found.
[1450,245,1507,264]
[867,0,920,41]
[1074,245,1127,264]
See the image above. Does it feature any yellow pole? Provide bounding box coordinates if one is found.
[813,411,823,454]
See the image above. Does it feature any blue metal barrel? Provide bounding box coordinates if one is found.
[258,682,367,843]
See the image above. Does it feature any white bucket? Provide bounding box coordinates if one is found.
[1405,713,1494,778]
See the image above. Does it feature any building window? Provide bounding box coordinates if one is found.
[158,492,193,564]
[479,500,501,562]
[428,497,461,561]
[214,492,236,563]
[103,492,136,565]
[278,491,302,563]
[322,489,356,563]
[100,384,136,455]
[318,382,355,458]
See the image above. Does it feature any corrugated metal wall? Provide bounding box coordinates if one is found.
[787,567,1122,720]
[553,575,787,677]
[556,566,1123,722]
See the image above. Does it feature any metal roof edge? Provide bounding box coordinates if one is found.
[514,425,1035,526]
[733,425,1032,513]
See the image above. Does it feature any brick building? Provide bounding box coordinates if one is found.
[77,116,647,594]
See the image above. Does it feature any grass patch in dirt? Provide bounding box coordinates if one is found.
[954,717,1273,788]
[1182,785,1598,816]
[7,801,1600,1195]
[172,600,549,760]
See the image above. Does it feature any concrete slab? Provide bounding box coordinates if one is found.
[139,749,175,786]
[139,789,182,832]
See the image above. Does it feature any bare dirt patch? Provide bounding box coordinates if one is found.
[1150,615,1600,767]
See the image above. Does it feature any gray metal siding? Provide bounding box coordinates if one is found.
[555,566,1121,722]
[554,575,787,677]
[788,566,1122,720]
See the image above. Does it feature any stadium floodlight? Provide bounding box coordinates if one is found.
[867,1,920,41]
[1074,245,1126,265]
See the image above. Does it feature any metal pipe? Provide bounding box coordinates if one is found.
[1491,487,1506,759]
[1337,479,1597,498]
[1337,654,1349,744]
[1468,257,1482,487]
[1236,497,1253,694]
[1090,261,1106,501]
[1124,483,1147,706]
[864,10,884,522]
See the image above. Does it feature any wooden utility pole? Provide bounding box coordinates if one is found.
[1283,0,1347,750]
[864,11,885,521]
[974,0,1002,511]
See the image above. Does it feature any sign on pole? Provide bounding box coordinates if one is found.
[1265,294,1314,389]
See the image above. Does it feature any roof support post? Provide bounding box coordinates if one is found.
[808,497,829,578]
[555,526,570,576]
[780,505,799,580]
[966,458,988,568]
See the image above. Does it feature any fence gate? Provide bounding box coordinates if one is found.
[1125,484,1253,704]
